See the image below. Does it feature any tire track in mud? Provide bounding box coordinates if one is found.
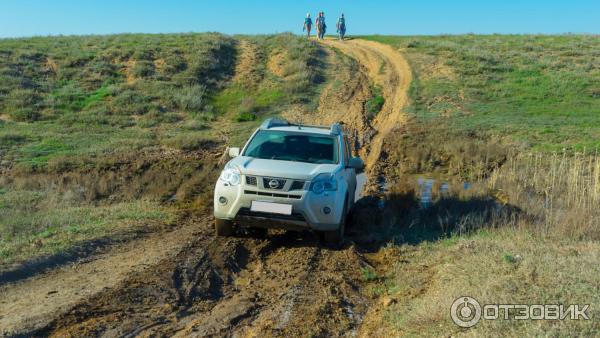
[33,228,370,337]
[44,226,256,337]
[4,39,413,337]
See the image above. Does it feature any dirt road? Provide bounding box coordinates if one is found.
[0,39,411,337]
[320,39,412,172]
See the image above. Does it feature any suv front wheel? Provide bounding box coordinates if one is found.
[322,197,347,245]
[215,218,234,237]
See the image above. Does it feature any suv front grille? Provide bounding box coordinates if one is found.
[246,176,257,186]
[290,180,306,191]
[245,175,305,191]
[262,177,286,190]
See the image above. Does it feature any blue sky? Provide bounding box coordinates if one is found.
[0,0,598,38]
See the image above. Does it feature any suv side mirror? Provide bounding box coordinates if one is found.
[228,147,240,158]
[348,157,364,172]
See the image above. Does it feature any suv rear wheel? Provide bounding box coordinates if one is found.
[215,218,234,237]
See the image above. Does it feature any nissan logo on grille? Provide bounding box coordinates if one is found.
[262,177,287,189]
[268,179,281,189]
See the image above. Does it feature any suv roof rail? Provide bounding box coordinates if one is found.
[260,118,290,130]
[260,118,344,136]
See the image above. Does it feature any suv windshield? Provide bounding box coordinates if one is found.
[243,130,339,164]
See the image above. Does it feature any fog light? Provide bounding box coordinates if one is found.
[323,206,331,214]
[218,196,228,205]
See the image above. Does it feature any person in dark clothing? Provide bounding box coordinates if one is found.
[303,13,313,38]
[337,14,346,40]
[316,12,327,40]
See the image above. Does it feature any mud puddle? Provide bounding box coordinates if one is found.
[417,178,476,208]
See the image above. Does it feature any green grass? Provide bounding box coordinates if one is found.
[0,33,322,172]
[362,35,600,152]
[48,81,113,113]
[212,86,283,117]
[162,131,213,151]
[366,85,385,118]
[0,33,238,172]
[0,198,174,264]
[1,121,155,171]
[18,138,73,169]
[361,266,380,282]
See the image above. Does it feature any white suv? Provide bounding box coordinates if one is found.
[213,118,364,243]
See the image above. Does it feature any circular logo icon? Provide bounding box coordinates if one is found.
[268,179,280,189]
[450,296,482,328]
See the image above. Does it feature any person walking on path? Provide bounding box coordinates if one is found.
[303,13,313,38]
[316,12,327,40]
[337,13,346,40]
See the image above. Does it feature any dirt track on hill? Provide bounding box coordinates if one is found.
[0,39,411,337]
[321,38,412,175]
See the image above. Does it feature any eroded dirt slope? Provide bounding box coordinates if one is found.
[0,39,412,337]
[321,38,412,174]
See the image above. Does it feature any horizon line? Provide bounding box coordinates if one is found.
[1,31,598,40]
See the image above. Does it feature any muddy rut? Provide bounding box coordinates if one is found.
[0,39,411,337]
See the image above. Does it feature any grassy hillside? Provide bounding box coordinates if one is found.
[364,35,600,152]
[0,33,322,172]
[359,34,599,239]
[0,33,324,263]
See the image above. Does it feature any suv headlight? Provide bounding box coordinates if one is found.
[219,164,241,186]
[310,173,337,194]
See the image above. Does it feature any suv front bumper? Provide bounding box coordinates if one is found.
[213,177,345,231]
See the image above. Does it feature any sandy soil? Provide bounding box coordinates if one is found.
[0,38,412,337]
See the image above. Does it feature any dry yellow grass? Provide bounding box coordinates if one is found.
[489,151,600,239]
[364,228,600,337]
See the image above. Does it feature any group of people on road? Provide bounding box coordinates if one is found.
[303,12,346,40]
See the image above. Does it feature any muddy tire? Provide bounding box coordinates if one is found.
[248,227,268,238]
[215,218,234,237]
[322,198,347,246]
[322,224,344,245]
